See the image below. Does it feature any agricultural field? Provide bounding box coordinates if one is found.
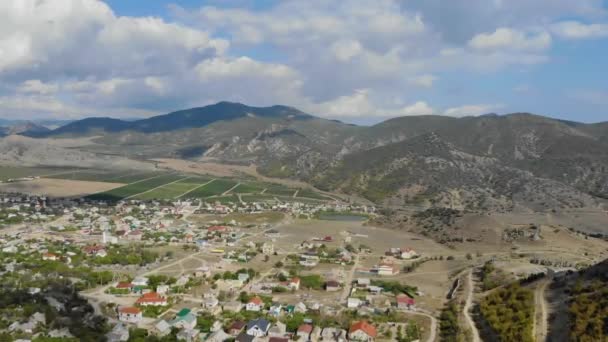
[47,170,161,183]
[182,179,238,198]
[2,166,335,202]
[134,177,211,200]
[87,174,186,201]
[0,166,75,181]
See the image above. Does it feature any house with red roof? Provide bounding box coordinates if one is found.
[135,292,167,306]
[245,296,264,311]
[349,321,377,341]
[396,293,415,310]
[297,324,313,340]
[115,282,134,291]
[119,306,142,323]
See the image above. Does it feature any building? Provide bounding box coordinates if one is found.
[347,297,362,308]
[135,292,167,306]
[228,320,246,336]
[325,280,341,292]
[297,324,313,340]
[246,318,271,337]
[288,277,301,290]
[171,308,197,330]
[349,321,377,342]
[107,323,130,342]
[118,307,142,324]
[396,294,415,310]
[42,252,59,261]
[245,296,264,311]
[262,242,274,255]
[400,248,419,260]
[376,262,399,276]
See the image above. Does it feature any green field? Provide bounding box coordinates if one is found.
[134,177,211,200]
[87,174,186,201]
[266,186,297,197]
[0,166,75,181]
[46,170,161,183]
[231,182,266,194]
[183,179,238,198]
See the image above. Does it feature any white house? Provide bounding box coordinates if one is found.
[246,297,264,311]
[347,297,362,308]
[118,307,142,324]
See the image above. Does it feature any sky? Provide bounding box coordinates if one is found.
[0,0,607,124]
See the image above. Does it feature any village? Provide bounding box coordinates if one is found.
[0,193,438,342]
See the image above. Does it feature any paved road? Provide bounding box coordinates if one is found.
[464,269,481,342]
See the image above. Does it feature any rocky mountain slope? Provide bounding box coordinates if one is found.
[26,102,608,210]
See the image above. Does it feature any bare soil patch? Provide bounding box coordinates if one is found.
[0,178,124,197]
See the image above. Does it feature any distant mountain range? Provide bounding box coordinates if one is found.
[13,102,608,211]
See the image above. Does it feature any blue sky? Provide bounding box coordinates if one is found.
[0,0,607,124]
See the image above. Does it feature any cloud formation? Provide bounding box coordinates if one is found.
[0,0,606,122]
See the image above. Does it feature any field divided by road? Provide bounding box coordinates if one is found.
[134,177,211,200]
[29,166,334,202]
[87,174,185,201]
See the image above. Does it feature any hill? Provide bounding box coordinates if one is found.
[27,103,608,211]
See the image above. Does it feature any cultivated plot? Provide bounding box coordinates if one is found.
[87,174,185,201]
[134,177,211,200]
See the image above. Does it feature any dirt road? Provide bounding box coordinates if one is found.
[464,269,481,342]
[534,272,552,342]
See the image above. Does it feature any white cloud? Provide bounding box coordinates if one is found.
[469,28,551,51]
[409,74,438,88]
[443,104,503,117]
[551,21,608,39]
[307,89,433,118]
[17,80,58,95]
[330,39,363,61]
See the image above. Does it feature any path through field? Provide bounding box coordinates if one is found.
[464,269,481,342]
[534,272,552,342]
[124,176,190,200]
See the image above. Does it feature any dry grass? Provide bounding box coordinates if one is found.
[0,178,124,197]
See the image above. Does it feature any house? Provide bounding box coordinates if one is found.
[236,331,255,342]
[321,327,347,342]
[176,328,200,342]
[356,278,370,288]
[203,296,219,311]
[118,307,142,324]
[154,320,171,336]
[396,294,416,310]
[349,321,377,342]
[115,282,133,291]
[156,285,170,295]
[269,338,289,342]
[171,309,197,330]
[262,242,274,255]
[135,292,167,306]
[246,318,271,337]
[400,248,419,260]
[325,280,341,292]
[237,273,250,283]
[83,245,105,256]
[228,320,246,336]
[245,296,264,311]
[297,324,314,340]
[132,276,149,287]
[268,321,286,337]
[289,277,301,290]
[206,329,231,342]
[376,262,399,276]
[347,297,362,308]
[42,252,59,261]
[107,323,130,342]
